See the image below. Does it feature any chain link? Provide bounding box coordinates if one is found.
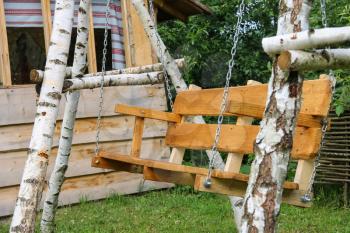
[148,0,174,110]
[204,0,246,187]
[300,0,337,203]
[95,0,111,156]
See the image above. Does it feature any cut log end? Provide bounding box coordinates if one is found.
[277,51,292,71]
[30,70,42,83]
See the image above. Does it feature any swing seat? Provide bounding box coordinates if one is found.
[92,77,332,207]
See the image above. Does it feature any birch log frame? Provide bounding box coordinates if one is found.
[40,0,91,232]
[241,1,313,232]
[30,59,185,83]
[9,0,75,232]
[263,26,350,55]
[62,72,164,92]
[278,49,350,71]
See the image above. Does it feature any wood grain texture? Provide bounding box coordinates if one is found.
[0,0,11,86]
[87,6,97,73]
[0,116,167,152]
[0,84,166,126]
[194,175,310,208]
[173,79,332,117]
[116,104,181,123]
[0,171,172,217]
[40,0,52,54]
[165,123,322,160]
[0,138,169,188]
[131,117,145,157]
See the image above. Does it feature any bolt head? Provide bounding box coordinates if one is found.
[203,178,212,188]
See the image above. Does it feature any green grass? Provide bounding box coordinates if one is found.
[1,186,350,233]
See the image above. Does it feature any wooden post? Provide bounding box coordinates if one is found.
[122,0,156,67]
[87,6,97,73]
[241,1,312,232]
[131,117,145,157]
[0,0,11,86]
[41,0,53,54]
[40,1,92,232]
[9,0,75,232]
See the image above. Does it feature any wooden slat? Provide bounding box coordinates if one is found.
[0,84,166,126]
[40,0,52,54]
[224,80,258,172]
[131,117,145,157]
[165,123,322,160]
[0,115,167,153]
[121,0,156,67]
[0,0,11,86]
[0,171,172,217]
[144,166,195,185]
[173,79,332,117]
[0,138,169,188]
[116,104,181,122]
[87,6,97,73]
[228,100,323,128]
[94,152,298,189]
[194,175,310,208]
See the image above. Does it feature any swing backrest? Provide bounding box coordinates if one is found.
[165,78,332,160]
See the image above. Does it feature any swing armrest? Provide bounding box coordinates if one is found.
[115,104,182,123]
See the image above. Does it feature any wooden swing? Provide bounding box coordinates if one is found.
[92,76,332,208]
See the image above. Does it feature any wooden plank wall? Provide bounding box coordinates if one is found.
[0,84,171,217]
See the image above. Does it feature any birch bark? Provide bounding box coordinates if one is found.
[262,26,350,55]
[9,1,75,232]
[62,71,164,92]
[40,1,91,232]
[240,1,312,232]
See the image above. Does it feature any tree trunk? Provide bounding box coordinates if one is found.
[278,49,350,71]
[62,71,164,92]
[240,1,312,233]
[30,58,185,83]
[9,1,75,232]
[262,26,350,55]
[40,1,91,232]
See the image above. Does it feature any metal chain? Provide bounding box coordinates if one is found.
[95,0,111,156]
[204,0,246,187]
[300,0,337,202]
[148,0,174,110]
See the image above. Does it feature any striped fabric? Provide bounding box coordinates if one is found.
[4,0,125,69]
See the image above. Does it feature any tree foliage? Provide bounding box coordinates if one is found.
[158,0,350,115]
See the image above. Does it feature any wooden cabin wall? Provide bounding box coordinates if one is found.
[0,1,170,217]
[0,84,171,217]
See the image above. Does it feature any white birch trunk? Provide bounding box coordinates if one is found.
[40,1,91,232]
[131,0,243,229]
[30,58,185,83]
[131,0,187,92]
[262,26,350,55]
[62,72,164,92]
[240,1,312,233]
[9,1,75,232]
[278,49,350,71]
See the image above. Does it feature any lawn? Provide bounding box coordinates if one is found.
[1,186,350,233]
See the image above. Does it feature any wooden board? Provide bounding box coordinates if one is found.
[40,0,52,54]
[0,171,172,217]
[228,100,323,128]
[173,79,332,117]
[87,6,97,73]
[0,0,11,86]
[194,175,311,208]
[121,0,157,67]
[0,84,166,126]
[165,123,322,160]
[0,116,167,152]
[116,104,181,122]
[0,138,169,188]
[94,153,299,190]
